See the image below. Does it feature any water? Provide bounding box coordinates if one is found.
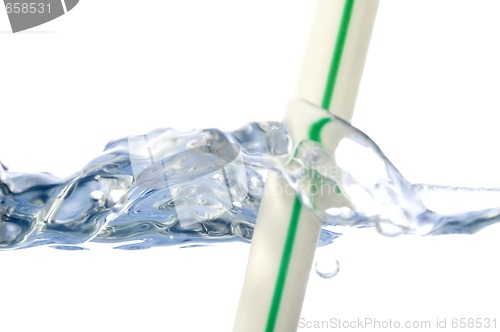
[314,245,340,279]
[315,259,340,279]
[2,105,500,251]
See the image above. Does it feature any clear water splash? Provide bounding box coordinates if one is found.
[2,106,500,250]
[282,115,500,236]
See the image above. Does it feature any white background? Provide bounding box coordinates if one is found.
[1,1,500,331]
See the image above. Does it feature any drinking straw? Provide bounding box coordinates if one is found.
[233,1,379,331]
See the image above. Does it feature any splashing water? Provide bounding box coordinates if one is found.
[2,104,500,251]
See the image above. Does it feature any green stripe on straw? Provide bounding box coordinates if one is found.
[322,0,355,111]
[265,1,356,331]
[265,198,302,332]
[309,117,333,143]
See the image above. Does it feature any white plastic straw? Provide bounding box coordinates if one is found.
[234,1,379,331]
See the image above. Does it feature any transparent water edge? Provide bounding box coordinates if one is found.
[2,106,500,250]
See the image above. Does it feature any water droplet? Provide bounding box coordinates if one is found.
[315,258,340,279]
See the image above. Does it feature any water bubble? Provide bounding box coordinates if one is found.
[315,258,340,279]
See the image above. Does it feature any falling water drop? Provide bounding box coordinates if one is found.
[315,258,340,279]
